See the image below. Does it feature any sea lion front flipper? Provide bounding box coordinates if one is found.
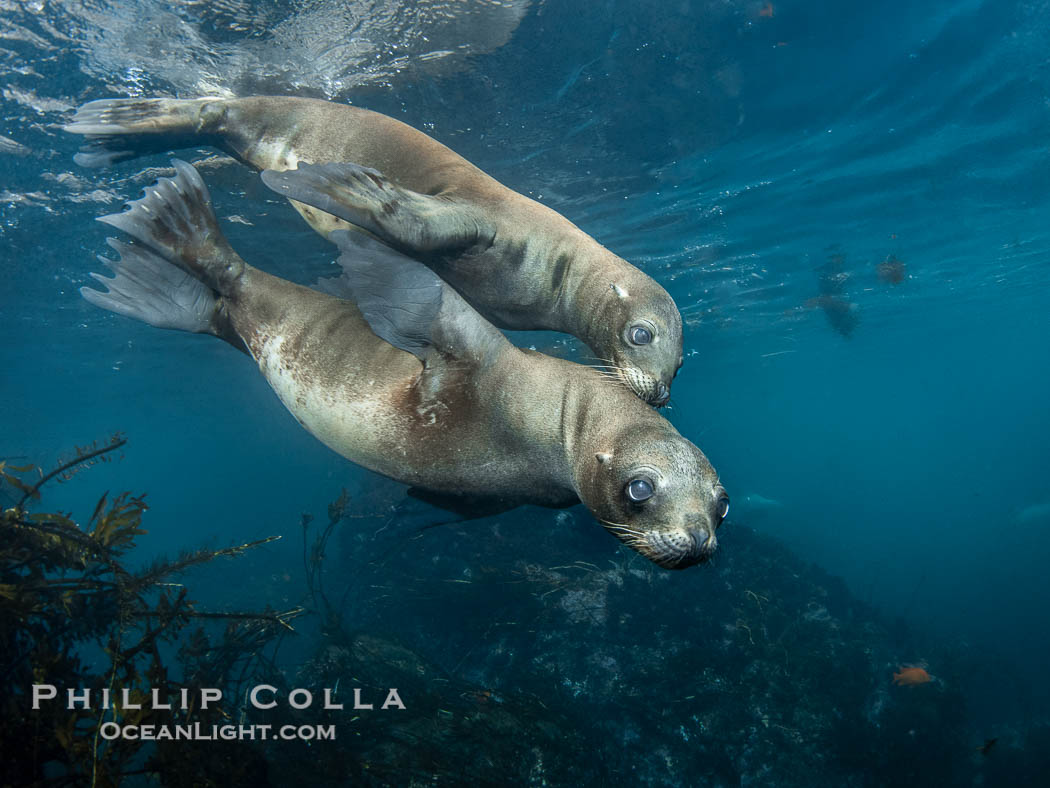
[318,230,441,359]
[406,487,517,521]
[260,162,491,256]
[323,230,511,364]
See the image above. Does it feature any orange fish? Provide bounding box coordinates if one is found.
[893,666,933,686]
[759,3,775,18]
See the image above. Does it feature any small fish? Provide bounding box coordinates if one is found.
[759,3,775,18]
[976,738,998,756]
[893,666,933,686]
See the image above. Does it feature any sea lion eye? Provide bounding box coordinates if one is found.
[717,496,730,520]
[626,478,654,502]
[629,325,652,345]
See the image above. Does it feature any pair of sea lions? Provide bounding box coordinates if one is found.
[67,97,726,569]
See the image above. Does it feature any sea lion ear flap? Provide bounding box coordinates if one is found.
[320,229,443,360]
[596,452,613,465]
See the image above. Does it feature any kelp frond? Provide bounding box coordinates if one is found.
[0,437,293,785]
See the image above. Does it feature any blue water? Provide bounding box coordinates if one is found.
[3,0,1050,781]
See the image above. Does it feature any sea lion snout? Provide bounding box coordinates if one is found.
[653,381,670,407]
[612,363,672,407]
[647,519,718,569]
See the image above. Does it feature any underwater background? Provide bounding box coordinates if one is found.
[2,0,1049,784]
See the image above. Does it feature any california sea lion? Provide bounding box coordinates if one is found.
[64,96,683,406]
[80,161,725,569]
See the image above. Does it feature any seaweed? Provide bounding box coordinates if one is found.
[0,435,302,786]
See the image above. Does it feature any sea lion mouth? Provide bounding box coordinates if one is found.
[645,529,717,569]
[651,382,670,407]
[616,367,669,407]
[600,521,717,569]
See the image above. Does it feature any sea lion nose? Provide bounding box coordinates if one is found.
[650,523,717,569]
[685,522,718,562]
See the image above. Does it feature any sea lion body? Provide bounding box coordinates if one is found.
[229,270,572,506]
[66,96,684,405]
[83,162,726,568]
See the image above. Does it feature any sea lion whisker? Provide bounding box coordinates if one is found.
[606,525,645,539]
[598,518,647,538]
[609,527,646,542]
[588,366,631,380]
[593,371,631,388]
[611,534,647,550]
[596,372,629,383]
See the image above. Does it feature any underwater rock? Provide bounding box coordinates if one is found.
[256,631,592,786]
[308,508,978,786]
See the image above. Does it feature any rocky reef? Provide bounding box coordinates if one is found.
[4,445,1040,786]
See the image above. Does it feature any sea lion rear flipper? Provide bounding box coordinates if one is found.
[82,159,249,345]
[261,163,490,255]
[81,239,219,334]
[323,230,510,363]
[65,98,222,168]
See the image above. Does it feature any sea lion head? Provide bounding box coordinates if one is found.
[578,424,728,569]
[595,276,683,407]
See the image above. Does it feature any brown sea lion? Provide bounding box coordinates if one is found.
[81,161,727,569]
[65,96,683,405]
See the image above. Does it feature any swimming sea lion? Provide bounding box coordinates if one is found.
[64,96,683,406]
[81,160,726,569]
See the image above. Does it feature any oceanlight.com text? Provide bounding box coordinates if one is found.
[97,722,336,742]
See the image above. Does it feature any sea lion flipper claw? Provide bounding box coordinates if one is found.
[261,162,485,255]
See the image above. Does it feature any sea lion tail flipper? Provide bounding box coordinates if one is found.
[326,229,510,363]
[261,162,488,255]
[97,159,245,295]
[64,98,223,168]
[80,239,219,334]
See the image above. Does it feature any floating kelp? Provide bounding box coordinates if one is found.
[1,435,302,786]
